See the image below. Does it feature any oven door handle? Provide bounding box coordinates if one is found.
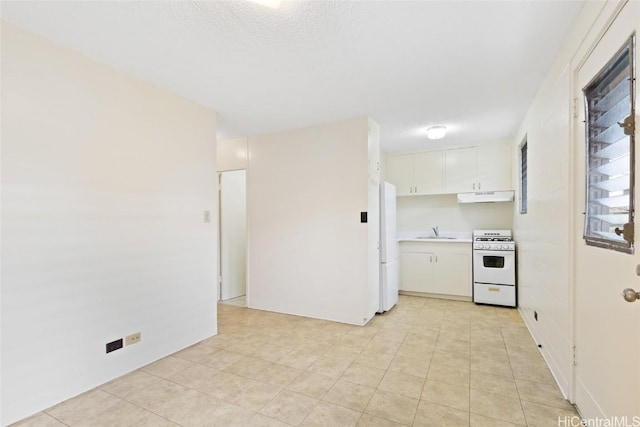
[473,250,514,255]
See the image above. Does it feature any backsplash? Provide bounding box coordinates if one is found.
[396,193,514,232]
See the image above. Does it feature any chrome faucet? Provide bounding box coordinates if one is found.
[432,226,439,237]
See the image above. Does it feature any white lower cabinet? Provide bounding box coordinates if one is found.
[399,242,471,298]
[399,251,435,293]
[433,252,471,297]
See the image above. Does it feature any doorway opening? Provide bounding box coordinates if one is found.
[218,169,247,307]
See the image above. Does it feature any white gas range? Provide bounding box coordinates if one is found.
[472,230,516,307]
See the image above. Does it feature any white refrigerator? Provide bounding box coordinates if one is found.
[379,182,399,312]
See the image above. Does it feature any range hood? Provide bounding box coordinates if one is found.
[457,190,515,204]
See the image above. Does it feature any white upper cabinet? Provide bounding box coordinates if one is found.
[445,144,512,193]
[414,151,444,195]
[444,147,477,193]
[387,154,414,196]
[476,144,511,191]
[387,151,444,196]
[387,143,512,196]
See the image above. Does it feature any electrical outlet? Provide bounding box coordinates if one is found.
[126,332,141,346]
[106,338,123,354]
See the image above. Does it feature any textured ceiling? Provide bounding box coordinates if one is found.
[1,1,583,152]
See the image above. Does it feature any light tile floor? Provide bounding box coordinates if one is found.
[13,296,578,426]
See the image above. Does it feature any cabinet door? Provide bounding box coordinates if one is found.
[433,252,471,297]
[476,144,512,191]
[445,147,477,193]
[387,154,414,196]
[399,252,434,293]
[413,151,444,195]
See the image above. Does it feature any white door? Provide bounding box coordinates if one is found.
[220,170,247,301]
[573,2,639,418]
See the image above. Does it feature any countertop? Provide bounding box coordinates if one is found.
[397,230,473,243]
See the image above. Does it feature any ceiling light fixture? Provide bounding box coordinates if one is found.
[247,0,282,9]
[426,126,447,140]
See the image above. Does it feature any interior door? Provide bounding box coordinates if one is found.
[220,170,247,301]
[573,2,639,418]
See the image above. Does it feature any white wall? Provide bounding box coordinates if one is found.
[397,194,514,233]
[1,23,218,425]
[511,1,608,398]
[246,117,378,325]
[217,137,248,171]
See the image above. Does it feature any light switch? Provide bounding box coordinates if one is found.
[204,210,211,223]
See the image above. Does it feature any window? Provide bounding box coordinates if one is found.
[520,139,528,214]
[583,35,635,253]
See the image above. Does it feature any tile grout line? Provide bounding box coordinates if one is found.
[92,387,183,427]
[41,411,71,427]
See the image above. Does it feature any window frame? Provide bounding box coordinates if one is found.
[519,137,528,215]
[582,34,636,254]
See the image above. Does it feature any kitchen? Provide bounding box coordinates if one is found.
[387,141,516,306]
[2,0,640,425]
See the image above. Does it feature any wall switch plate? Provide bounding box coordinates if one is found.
[360,212,367,223]
[204,210,211,223]
[126,332,141,346]
[106,338,123,354]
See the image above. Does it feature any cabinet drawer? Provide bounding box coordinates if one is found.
[473,283,515,307]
